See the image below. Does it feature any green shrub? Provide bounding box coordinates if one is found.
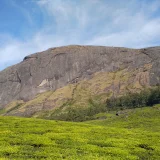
[49,98,106,122]
[106,86,160,111]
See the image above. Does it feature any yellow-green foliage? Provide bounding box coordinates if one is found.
[1,100,24,115]
[0,105,160,159]
[47,84,75,108]
[5,100,24,111]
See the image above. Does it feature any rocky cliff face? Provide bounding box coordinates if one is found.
[0,45,160,116]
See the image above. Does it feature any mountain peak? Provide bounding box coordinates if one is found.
[0,45,160,117]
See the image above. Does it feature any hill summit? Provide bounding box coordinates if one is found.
[0,45,160,117]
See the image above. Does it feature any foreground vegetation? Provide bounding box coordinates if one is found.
[0,105,160,159]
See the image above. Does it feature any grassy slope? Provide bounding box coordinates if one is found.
[0,105,160,160]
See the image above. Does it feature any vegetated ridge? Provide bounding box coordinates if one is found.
[0,45,160,118]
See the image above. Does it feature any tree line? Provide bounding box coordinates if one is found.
[106,86,160,110]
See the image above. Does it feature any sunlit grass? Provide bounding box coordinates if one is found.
[0,105,160,159]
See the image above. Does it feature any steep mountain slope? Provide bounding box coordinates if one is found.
[0,45,160,117]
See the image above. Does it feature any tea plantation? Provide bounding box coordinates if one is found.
[0,105,160,159]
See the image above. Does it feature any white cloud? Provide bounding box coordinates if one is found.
[0,0,160,70]
[88,18,160,48]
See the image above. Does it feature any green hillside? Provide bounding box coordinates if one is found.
[0,105,160,160]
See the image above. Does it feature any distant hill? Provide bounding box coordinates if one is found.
[0,45,160,118]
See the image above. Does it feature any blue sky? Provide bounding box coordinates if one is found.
[0,0,160,70]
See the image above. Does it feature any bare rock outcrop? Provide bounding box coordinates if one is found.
[0,45,160,109]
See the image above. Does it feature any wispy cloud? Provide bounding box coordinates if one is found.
[0,0,160,70]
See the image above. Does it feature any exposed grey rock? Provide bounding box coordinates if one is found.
[0,45,160,108]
